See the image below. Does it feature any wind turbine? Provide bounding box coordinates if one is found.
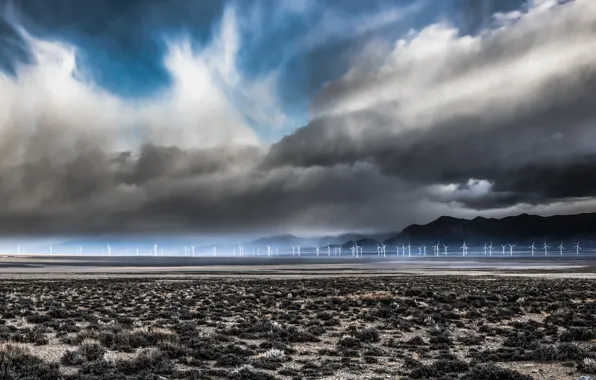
[418,246,423,255]
[382,244,387,257]
[433,242,440,256]
[184,246,188,256]
[327,246,331,256]
[395,245,400,255]
[460,242,468,256]
[483,243,488,256]
[407,243,411,257]
[557,242,564,256]
[315,246,320,256]
[443,244,449,255]
[423,245,427,255]
[267,245,271,257]
[49,245,53,256]
[297,245,301,256]
[292,246,296,256]
[508,243,516,256]
[501,244,506,255]
[529,242,536,256]
[377,244,382,256]
[213,246,217,256]
[192,246,196,257]
[402,244,408,257]
[79,246,83,256]
[488,242,494,256]
[574,241,581,255]
[543,241,550,255]
[153,244,158,256]
[136,247,139,256]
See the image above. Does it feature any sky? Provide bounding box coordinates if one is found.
[0,0,594,238]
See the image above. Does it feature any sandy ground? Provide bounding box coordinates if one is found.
[0,255,595,279]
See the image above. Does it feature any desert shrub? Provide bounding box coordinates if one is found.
[79,342,106,362]
[354,328,381,343]
[531,343,589,361]
[61,350,85,366]
[409,359,469,379]
[337,336,361,349]
[461,364,532,380]
[229,365,278,380]
[0,344,61,380]
[117,349,175,375]
[216,353,246,367]
[559,328,596,342]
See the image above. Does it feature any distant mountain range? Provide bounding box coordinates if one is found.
[248,212,596,250]
[21,212,596,255]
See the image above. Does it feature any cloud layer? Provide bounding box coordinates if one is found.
[0,0,595,236]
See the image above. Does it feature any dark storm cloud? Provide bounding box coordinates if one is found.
[263,0,596,211]
[0,141,427,234]
[0,0,594,236]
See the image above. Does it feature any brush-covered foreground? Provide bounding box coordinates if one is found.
[0,276,595,379]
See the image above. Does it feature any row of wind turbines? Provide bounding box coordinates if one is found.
[8,241,584,257]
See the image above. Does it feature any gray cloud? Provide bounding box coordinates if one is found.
[265,0,596,211]
[1,0,595,236]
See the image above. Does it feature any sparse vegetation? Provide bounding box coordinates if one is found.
[0,275,593,379]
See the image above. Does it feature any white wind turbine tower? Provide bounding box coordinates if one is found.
[49,245,53,256]
[543,241,550,255]
[501,244,506,255]
[574,241,581,255]
[508,243,516,256]
[297,245,301,256]
[213,246,217,256]
[402,244,408,257]
[79,246,83,256]
[433,242,440,256]
[153,244,158,256]
[460,242,468,256]
[382,244,387,257]
[407,244,411,257]
[443,244,449,255]
[483,243,488,256]
[423,245,427,255]
[327,246,331,256]
[418,246,423,255]
[136,247,139,256]
[395,245,400,255]
[557,242,564,256]
[315,246,320,256]
[192,246,195,257]
[267,245,271,257]
[377,244,382,256]
[529,242,536,256]
[358,245,363,256]
[488,242,494,256]
[292,246,296,256]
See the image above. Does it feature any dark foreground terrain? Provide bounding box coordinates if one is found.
[0,275,595,379]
